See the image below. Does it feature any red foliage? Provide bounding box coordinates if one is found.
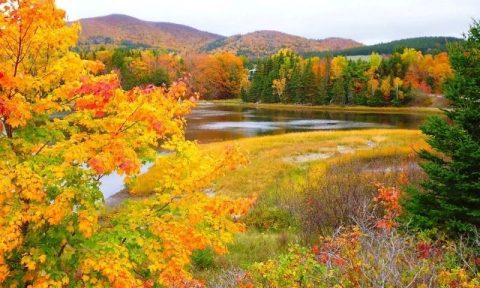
[312,228,361,268]
[88,158,105,174]
[75,78,120,111]
[374,185,402,230]
[0,98,5,116]
[94,110,106,118]
[151,120,166,135]
[76,78,119,101]
[416,242,433,259]
[119,160,135,174]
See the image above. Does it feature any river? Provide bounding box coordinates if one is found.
[101,103,430,201]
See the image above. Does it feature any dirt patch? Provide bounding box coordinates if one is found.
[205,188,217,198]
[337,145,355,154]
[284,139,379,164]
[283,152,335,163]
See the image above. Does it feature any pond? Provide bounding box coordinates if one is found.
[185,103,429,143]
[102,103,430,201]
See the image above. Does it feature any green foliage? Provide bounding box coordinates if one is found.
[191,248,215,270]
[244,206,297,232]
[245,48,442,107]
[403,21,480,235]
[249,245,325,287]
[306,36,463,57]
[84,48,172,90]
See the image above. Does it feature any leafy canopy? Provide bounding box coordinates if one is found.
[0,0,253,286]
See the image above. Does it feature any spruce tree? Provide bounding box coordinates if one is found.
[289,65,303,104]
[403,21,480,235]
[302,60,317,104]
[331,76,346,105]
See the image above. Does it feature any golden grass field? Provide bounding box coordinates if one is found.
[130,129,428,281]
[133,129,426,198]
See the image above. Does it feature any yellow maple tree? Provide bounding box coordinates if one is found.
[0,1,254,287]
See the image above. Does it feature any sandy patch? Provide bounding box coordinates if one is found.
[337,145,355,154]
[284,138,379,164]
[283,152,335,163]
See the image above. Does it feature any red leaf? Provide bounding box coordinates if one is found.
[94,110,106,118]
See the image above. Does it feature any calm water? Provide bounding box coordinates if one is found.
[102,103,429,200]
[185,103,429,143]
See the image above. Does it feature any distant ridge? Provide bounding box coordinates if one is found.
[304,36,464,57]
[78,14,224,51]
[203,30,363,58]
[76,14,363,57]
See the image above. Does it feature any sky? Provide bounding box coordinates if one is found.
[56,0,479,45]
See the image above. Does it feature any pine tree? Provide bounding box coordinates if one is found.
[287,64,302,103]
[330,76,346,105]
[316,57,332,104]
[246,61,265,102]
[302,60,317,104]
[240,87,248,102]
[403,21,480,235]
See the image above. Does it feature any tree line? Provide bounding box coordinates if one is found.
[243,48,453,106]
[80,48,248,99]
[304,36,462,57]
[81,46,453,107]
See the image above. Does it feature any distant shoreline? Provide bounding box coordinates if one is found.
[205,99,444,115]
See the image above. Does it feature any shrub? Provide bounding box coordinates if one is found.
[246,186,480,287]
[299,153,423,238]
[192,248,216,270]
[244,206,297,232]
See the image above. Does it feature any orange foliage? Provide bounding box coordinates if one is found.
[373,185,402,230]
[186,52,247,99]
[0,1,254,286]
[403,49,453,94]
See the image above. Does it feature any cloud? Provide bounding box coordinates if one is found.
[57,0,479,44]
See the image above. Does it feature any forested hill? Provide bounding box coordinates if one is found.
[76,14,362,56]
[304,36,463,57]
[78,14,224,51]
[203,31,363,58]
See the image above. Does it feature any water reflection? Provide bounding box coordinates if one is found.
[185,104,428,143]
[103,104,429,201]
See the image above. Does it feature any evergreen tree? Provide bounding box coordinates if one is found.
[316,57,332,105]
[246,61,265,102]
[403,21,480,235]
[302,60,317,104]
[240,87,248,102]
[330,76,346,104]
[287,64,302,103]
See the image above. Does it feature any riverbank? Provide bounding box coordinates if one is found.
[133,129,425,197]
[130,129,428,283]
[207,99,444,115]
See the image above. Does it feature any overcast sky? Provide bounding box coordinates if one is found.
[56,0,479,45]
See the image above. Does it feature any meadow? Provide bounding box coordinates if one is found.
[132,129,429,284]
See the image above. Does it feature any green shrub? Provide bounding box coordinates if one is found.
[191,248,215,270]
[244,206,297,232]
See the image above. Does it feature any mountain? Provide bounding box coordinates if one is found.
[304,36,464,57]
[203,30,363,58]
[76,14,363,57]
[77,14,224,51]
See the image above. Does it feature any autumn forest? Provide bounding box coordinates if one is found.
[1,0,479,287]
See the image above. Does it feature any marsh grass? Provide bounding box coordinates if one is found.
[131,129,428,283]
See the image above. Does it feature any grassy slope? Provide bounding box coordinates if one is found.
[133,129,424,197]
[132,129,426,282]
[209,99,443,115]
[204,129,424,198]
